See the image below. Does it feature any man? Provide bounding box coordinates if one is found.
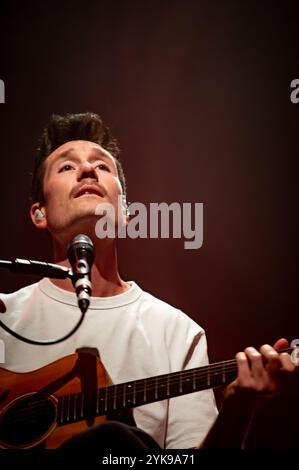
[0,112,296,450]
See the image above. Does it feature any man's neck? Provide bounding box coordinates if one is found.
[51,238,129,297]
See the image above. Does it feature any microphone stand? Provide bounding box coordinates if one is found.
[0,258,89,346]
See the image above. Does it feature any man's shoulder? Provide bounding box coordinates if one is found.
[139,287,181,313]
[138,286,203,331]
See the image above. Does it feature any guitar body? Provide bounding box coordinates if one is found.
[0,350,108,449]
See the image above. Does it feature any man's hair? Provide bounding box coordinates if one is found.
[31,112,126,203]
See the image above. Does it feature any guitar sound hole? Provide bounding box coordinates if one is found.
[0,393,56,448]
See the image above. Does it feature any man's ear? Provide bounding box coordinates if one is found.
[30,203,47,230]
[121,195,131,226]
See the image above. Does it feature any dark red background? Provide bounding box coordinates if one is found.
[0,1,298,367]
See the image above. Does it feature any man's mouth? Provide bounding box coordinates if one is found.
[74,185,104,198]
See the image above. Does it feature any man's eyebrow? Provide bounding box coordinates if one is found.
[52,147,115,164]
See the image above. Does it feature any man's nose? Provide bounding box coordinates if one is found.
[77,161,98,181]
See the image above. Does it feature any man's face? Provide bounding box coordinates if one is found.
[36,140,123,236]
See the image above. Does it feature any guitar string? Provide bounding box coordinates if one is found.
[4,358,239,417]
[0,362,240,426]
[5,343,293,419]
[2,347,293,426]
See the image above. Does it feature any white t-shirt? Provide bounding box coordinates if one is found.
[0,279,218,448]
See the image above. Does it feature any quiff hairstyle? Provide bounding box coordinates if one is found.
[31,112,126,204]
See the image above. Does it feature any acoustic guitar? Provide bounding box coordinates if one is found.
[0,346,296,449]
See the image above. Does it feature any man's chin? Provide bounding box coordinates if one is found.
[51,214,99,237]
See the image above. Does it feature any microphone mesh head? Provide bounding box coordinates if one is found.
[68,234,93,248]
[67,234,95,265]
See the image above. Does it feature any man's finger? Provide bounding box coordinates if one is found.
[273,338,289,351]
[245,347,265,382]
[260,344,281,374]
[280,352,296,371]
[235,351,253,386]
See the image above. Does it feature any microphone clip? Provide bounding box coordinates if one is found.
[67,234,95,314]
[70,259,92,314]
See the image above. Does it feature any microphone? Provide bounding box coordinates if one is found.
[67,234,95,314]
[0,258,70,278]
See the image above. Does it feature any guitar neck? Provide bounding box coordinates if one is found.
[57,347,293,426]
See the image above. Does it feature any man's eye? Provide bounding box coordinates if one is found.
[97,163,110,172]
[59,164,74,172]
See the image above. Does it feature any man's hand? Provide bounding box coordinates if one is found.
[224,338,295,399]
[200,338,297,449]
